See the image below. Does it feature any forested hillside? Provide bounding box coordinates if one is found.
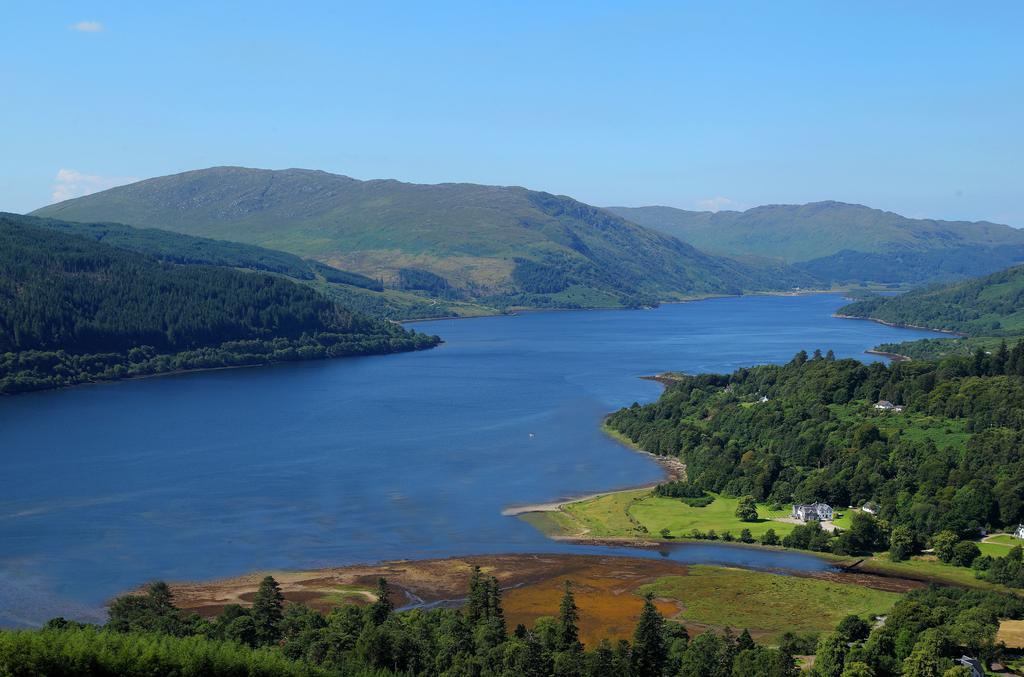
[838,264,1024,360]
[839,264,1024,337]
[607,349,1024,554]
[7,212,486,321]
[0,217,438,393]
[608,202,1024,285]
[31,167,816,308]
[13,212,383,289]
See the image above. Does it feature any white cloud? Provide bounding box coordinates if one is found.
[70,21,104,32]
[51,169,138,203]
[696,196,736,212]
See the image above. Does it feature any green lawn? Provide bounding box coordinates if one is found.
[551,490,796,542]
[831,511,854,530]
[639,566,901,642]
[519,510,587,538]
[979,534,1023,558]
[562,490,648,537]
[629,493,793,540]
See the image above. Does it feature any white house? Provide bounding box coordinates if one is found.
[792,502,833,522]
[862,501,880,515]
[957,656,984,677]
[757,395,770,403]
[874,400,904,413]
[1014,524,1024,539]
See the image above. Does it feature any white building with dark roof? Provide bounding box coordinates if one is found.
[792,502,833,522]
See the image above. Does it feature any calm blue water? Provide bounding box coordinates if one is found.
[0,294,943,626]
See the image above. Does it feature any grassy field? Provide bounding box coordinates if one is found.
[979,533,1023,558]
[629,494,793,540]
[998,619,1024,650]
[542,489,797,542]
[855,554,1019,593]
[639,566,901,642]
[562,489,648,537]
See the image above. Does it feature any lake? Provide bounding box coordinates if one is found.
[0,294,943,626]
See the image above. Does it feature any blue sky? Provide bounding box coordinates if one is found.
[3,2,1022,224]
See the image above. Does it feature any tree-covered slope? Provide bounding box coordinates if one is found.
[10,212,383,289]
[0,215,438,393]
[8,213,492,321]
[838,265,1024,337]
[608,202,1024,284]
[607,350,1024,544]
[31,167,814,307]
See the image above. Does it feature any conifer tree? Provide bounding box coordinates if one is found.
[252,575,284,645]
[369,577,393,625]
[631,593,667,677]
[557,581,582,653]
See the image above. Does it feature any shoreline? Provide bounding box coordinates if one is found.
[865,349,912,362]
[2,339,442,397]
[502,484,657,517]
[503,421,684,516]
[402,286,872,325]
[832,313,968,338]
[146,551,922,627]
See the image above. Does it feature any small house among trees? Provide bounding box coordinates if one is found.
[874,400,904,413]
[862,501,879,515]
[792,502,833,522]
[957,655,984,677]
[1015,524,1024,539]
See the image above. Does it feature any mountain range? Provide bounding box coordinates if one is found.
[30,167,813,309]
[607,202,1024,285]
[32,167,1024,307]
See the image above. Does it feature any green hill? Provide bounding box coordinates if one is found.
[839,265,1024,337]
[12,212,484,321]
[607,202,1024,284]
[0,214,438,394]
[31,167,814,308]
[16,212,383,289]
[838,264,1024,359]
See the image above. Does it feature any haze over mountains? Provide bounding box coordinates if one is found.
[608,202,1024,285]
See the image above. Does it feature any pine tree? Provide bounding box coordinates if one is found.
[631,593,667,677]
[369,577,393,625]
[737,628,756,652]
[465,566,487,624]
[251,575,284,645]
[557,581,581,653]
[485,575,506,637]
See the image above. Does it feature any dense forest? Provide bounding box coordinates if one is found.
[839,264,1024,337]
[0,218,438,394]
[3,569,1019,676]
[607,347,1024,563]
[794,245,1024,285]
[8,212,383,290]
